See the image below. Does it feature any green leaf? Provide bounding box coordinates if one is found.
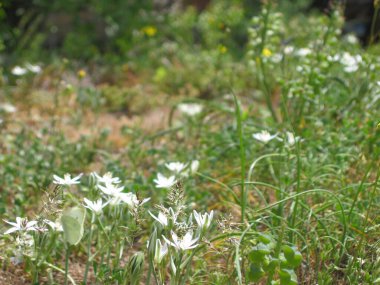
[257,233,274,245]
[279,268,298,285]
[61,206,86,245]
[264,257,280,272]
[246,263,265,282]
[282,245,302,268]
[249,243,271,263]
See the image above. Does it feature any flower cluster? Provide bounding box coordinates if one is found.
[252,130,302,147]
[11,63,42,76]
[154,160,199,189]
[149,206,214,259]
[328,52,363,73]
[148,198,214,284]
[92,172,150,212]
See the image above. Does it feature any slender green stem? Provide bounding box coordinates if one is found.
[175,252,183,285]
[289,140,301,243]
[64,245,70,285]
[233,94,247,223]
[370,4,380,45]
[44,261,77,285]
[83,213,96,284]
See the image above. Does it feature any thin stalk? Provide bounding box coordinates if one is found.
[44,261,77,285]
[64,245,70,285]
[173,252,183,285]
[233,94,247,223]
[289,140,302,243]
[83,213,96,284]
[369,3,380,45]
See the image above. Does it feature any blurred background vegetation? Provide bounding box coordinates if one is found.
[0,0,316,64]
[1,0,378,65]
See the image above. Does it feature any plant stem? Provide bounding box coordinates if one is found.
[83,213,95,284]
[175,252,183,285]
[44,261,77,285]
[64,244,70,285]
[233,94,247,223]
[370,4,380,45]
[289,140,301,243]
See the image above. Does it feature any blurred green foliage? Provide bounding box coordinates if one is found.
[0,0,313,64]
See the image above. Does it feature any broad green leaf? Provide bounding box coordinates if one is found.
[249,243,271,263]
[282,245,302,268]
[279,268,298,285]
[61,206,86,245]
[257,233,274,245]
[246,263,265,282]
[263,257,280,272]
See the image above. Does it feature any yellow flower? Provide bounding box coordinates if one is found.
[142,26,157,37]
[77,69,86,79]
[218,45,228,54]
[262,48,272,57]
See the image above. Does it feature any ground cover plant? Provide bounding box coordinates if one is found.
[0,0,379,284]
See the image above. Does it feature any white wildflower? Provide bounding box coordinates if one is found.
[149,211,168,227]
[252,130,277,143]
[98,183,124,196]
[165,162,187,174]
[93,172,121,184]
[83,198,108,214]
[341,52,362,73]
[154,239,168,264]
[0,103,17,113]
[295,48,312,57]
[163,231,199,251]
[178,103,203,116]
[154,173,177,188]
[25,63,41,73]
[11,66,28,76]
[190,160,199,174]
[3,217,38,234]
[109,192,150,209]
[279,131,302,147]
[53,173,82,185]
[193,210,214,232]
